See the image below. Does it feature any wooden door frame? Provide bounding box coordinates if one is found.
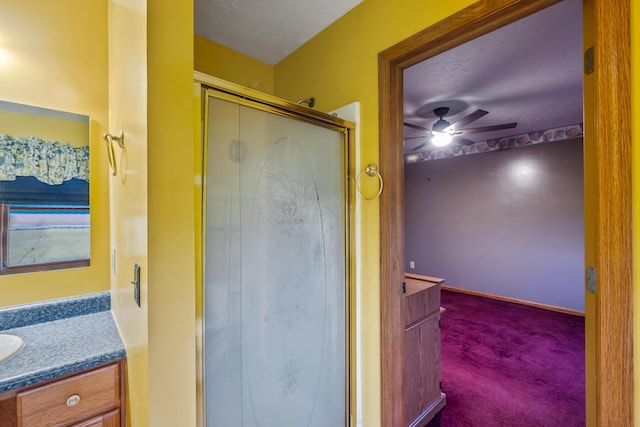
[378,0,632,426]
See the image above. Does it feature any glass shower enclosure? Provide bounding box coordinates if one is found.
[198,77,352,427]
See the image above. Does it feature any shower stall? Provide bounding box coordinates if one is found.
[195,74,353,427]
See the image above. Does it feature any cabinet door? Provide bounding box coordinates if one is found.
[404,316,441,426]
[17,364,119,427]
[71,409,120,427]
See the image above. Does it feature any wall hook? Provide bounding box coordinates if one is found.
[103,131,125,176]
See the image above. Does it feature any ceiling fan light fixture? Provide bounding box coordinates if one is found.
[403,106,517,153]
[432,107,451,133]
[431,132,452,147]
[432,118,450,133]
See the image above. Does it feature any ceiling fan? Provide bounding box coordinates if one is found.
[404,107,517,152]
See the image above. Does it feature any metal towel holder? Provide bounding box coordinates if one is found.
[103,131,125,176]
[356,163,383,201]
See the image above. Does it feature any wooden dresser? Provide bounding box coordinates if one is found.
[404,273,446,427]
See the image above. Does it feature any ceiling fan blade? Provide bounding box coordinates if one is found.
[404,121,429,131]
[445,109,488,131]
[410,142,427,152]
[453,136,477,146]
[458,122,518,135]
[404,135,430,140]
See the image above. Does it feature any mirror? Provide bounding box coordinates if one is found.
[0,100,90,274]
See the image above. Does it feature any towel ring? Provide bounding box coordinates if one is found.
[356,163,383,201]
[103,131,125,176]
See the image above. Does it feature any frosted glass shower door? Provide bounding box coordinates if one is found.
[203,94,348,427]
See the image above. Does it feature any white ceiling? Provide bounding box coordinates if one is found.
[194,0,363,65]
[194,0,583,153]
[403,0,583,153]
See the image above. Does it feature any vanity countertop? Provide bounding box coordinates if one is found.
[0,292,126,394]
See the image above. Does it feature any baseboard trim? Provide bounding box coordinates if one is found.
[441,286,585,317]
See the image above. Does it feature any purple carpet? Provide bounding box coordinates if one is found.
[431,289,585,427]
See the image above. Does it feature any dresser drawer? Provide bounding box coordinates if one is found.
[404,277,441,326]
[17,363,119,427]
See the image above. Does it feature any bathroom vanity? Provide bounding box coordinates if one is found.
[0,360,125,426]
[0,293,127,426]
[404,273,446,427]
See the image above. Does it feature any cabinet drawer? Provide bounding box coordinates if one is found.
[70,409,120,427]
[404,278,441,326]
[17,364,119,427]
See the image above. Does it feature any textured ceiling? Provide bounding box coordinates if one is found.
[403,0,583,154]
[194,0,363,65]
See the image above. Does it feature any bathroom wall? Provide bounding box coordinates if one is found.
[107,0,149,425]
[404,138,585,312]
[147,0,196,424]
[0,0,110,306]
[108,0,196,425]
[194,35,274,94]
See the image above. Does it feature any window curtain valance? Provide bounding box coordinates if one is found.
[0,134,89,185]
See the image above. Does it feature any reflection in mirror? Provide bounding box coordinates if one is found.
[0,100,90,274]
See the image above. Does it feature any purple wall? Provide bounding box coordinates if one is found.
[404,138,584,311]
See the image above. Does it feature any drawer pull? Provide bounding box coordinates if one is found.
[66,394,81,407]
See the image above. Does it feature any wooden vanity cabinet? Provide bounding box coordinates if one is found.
[68,409,120,427]
[404,274,446,427]
[0,359,126,427]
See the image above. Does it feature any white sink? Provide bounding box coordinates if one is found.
[0,334,24,364]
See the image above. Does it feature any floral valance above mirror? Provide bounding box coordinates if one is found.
[0,134,89,185]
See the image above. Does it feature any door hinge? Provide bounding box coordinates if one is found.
[584,46,594,75]
[402,281,406,294]
[586,266,596,294]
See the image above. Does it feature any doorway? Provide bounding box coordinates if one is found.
[403,1,585,423]
[378,0,632,426]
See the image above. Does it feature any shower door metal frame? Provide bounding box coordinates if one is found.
[194,72,355,427]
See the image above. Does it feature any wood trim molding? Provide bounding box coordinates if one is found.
[404,272,445,284]
[378,46,406,426]
[594,0,633,425]
[441,286,586,317]
[378,0,632,425]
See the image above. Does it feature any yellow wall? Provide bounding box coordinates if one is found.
[108,0,149,425]
[273,0,474,424]
[0,0,110,307]
[0,108,89,147]
[109,0,196,425]
[194,35,274,94]
[148,0,197,425]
